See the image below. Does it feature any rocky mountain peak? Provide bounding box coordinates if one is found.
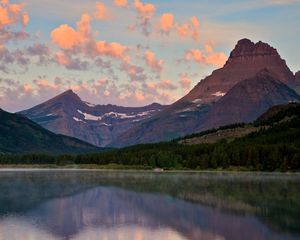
[182,38,295,104]
[229,38,278,59]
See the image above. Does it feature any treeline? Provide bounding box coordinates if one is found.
[0,104,299,171]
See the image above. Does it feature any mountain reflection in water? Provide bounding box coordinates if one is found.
[0,170,299,240]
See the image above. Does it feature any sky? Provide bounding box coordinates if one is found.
[0,0,299,112]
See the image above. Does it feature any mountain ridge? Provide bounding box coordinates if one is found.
[19,90,167,147]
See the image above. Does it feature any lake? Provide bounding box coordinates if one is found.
[0,170,299,240]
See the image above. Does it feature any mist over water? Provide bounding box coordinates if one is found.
[0,170,299,240]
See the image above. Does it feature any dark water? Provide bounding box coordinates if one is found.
[0,170,299,240]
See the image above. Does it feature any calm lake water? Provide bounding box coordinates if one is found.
[0,170,299,240]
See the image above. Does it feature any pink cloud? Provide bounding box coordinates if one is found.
[159,13,174,33]
[133,0,156,36]
[22,12,29,26]
[114,0,128,7]
[144,50,163,72]
[134,0,155,19]
[51,24,79,49]
[51,14,130,68]
[51,14,91,49]
[185,43,227,67]
[94,2,110,20]
[0,0,29,28]
[96,41,128,60]
[147,79,176,90]
[179,73,192,91]
[176,16,200,40]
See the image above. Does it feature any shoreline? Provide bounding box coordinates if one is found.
[0,164,299,175]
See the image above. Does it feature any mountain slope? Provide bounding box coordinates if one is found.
[19,90,166,147]
[113,39,297,147]
[295,71,300,93]
[202,70,300,130]
[0,109,100,154]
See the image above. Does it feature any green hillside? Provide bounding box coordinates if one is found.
[0,109,101,154]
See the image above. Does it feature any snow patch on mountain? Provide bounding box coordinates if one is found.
[77,110,102,121]
[85,102,96,107]
[73,117,86,123]
[212,91,226,97]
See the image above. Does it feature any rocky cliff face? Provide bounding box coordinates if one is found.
[19,90,166,147]
[202,70,300,130]
[182,39,295,104]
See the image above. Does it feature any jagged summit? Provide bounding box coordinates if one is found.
[229,38,278,59]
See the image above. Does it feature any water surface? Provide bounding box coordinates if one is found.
[0,170,299,240]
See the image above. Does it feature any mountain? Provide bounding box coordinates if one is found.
[295,71,300,93]
[202,70,300,130]
[19,90,166,147]
[0,109,100,154]
[182,38,295,104]
[296,71,300,82]
[113,39,298,147]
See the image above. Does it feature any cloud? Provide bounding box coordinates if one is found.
[51,14,130,66]
[51,24,80,49]
[179,73,192,91]
[51,14,91,49]
[159,13,174,34]
[114,0,128,7]
[22,12,29,26]
[0,0,29,46]
[144,50,163,72]
[54,51,89,70]
[176,16,200,40]
[133,0,156,36]
[120,62,147,82]
[96,41,128,60]
[185,43,227,67]
[94,2,110,20]
[0,29,29,44]
[134,0,155,19]
[0,0,29,28]
[0,45,29,73]
[146,79,176,90]
[27,43,51,65]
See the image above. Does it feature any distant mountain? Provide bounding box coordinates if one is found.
[113,39,298,147]
[0,109,100,154]
[19,90,166,147]
[202,70,300,130]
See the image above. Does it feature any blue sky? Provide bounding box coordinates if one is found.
[0,0,299,111]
